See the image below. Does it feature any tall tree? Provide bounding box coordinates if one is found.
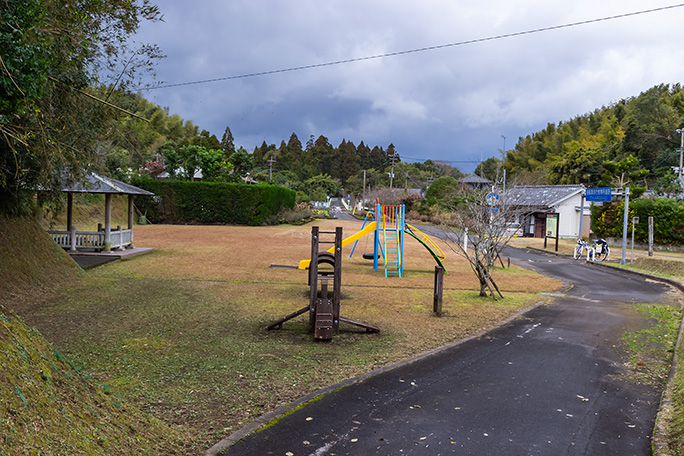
[220,126,235,155]
[0,0,162,214]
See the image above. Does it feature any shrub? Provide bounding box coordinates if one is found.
[132,178,295,226]
[591,198,684,245]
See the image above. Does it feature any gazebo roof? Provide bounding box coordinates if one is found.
[459,174,493,184]
[60,172,154,196]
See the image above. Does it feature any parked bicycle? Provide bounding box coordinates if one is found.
[573,239,589,260]
[574,238,610,261]
[589,238,610,261]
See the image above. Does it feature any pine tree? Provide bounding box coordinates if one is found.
[221,126,236,155]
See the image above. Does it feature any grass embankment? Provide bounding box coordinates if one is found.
[614,256,684,455]
[9,219,561,453]
[0,216,191,455]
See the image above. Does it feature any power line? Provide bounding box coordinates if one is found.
[146,4,684,91]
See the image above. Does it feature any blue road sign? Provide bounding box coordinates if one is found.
[585,187,612,202]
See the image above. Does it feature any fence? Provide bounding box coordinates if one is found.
[48,226,133,251]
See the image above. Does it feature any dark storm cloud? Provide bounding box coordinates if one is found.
[136,0,684,172]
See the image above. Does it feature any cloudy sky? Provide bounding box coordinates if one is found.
[133,1,684,172]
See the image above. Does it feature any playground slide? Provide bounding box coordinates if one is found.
[405,224,446,259]
[298,222,377,269]
[404,227,448,273]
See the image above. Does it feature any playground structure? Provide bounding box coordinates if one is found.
[298,202,446,277]
[267,226,380,340]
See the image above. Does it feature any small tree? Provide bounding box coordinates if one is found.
[229,147,254,182]
[441,188,528,299]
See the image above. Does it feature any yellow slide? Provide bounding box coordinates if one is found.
[298,222,377,269]
[406,224,446,259]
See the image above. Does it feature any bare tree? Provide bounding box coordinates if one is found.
[440,188,529,299]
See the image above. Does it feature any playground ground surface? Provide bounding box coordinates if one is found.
[13,220,562,453]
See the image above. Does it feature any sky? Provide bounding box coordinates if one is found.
[132,1,684,173]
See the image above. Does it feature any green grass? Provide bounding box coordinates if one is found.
[620,303,681,386]
[0,306,192,455]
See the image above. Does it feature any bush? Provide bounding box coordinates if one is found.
[132,178,295,226]
[591,198,684,245]
[279,203,314,225]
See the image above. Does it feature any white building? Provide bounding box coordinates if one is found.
[505,185,591,239]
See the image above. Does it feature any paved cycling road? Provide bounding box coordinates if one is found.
[217,230,677,456]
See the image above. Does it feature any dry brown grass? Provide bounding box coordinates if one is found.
[123,220,560,292]
[21,220,562,452]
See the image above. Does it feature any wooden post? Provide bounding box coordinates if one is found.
[127,195,134,230]
[309,226,319,331]
[104,193,112,252]
[433,266,444,316]
[648,216,654,257]
[333,226,342,333]
[66,192,73,231]
[128,195,135,248]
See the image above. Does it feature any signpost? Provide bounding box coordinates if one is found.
[544,213,559,252]
[581,187,630,264]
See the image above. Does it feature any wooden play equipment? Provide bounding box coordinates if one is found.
[267,226,379,340]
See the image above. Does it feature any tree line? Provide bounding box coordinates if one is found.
[481,83,684,197]
[90,90,464,202]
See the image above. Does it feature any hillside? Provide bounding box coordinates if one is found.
[497,83,684,192]
[0,216,190,455]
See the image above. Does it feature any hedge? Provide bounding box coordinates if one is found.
[591,198,684,245]
[131,178,296,226]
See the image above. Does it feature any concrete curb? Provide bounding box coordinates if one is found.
[205,299,551,455]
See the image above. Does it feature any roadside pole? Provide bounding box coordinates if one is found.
[648,216,654,257]
[620,187,630,265]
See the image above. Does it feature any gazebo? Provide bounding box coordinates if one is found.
[47,173,154,252]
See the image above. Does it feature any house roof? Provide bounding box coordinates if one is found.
[505,185,584,209]
[459,174,492,184]
[60,172,154,196]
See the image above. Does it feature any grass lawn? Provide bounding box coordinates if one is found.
[16,220,561,453]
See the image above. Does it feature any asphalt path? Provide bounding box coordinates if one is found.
[218,218,677,456]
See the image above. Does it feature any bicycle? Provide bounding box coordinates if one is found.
[577,238,610,262]
[590,238,610,262]
[573,239,588,260]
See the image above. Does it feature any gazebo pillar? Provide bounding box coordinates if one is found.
[104,193,112,252]
[128,194,135,247]
[127,195,134,230]
[66,192,73,231]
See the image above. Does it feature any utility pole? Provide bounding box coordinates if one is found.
[389,152,399,190]
[501,135,507,193]
[267,156,276,181]
[677,128,684,182]
[362,170,366,203]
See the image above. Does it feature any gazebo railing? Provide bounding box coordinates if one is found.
[48,226,133,251]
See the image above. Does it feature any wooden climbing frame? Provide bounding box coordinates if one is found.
[266,225,379,340]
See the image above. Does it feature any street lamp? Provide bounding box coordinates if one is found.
[501,135,507,192]
[677,128,684,182]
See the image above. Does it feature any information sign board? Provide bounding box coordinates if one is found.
[585,187,612,202]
